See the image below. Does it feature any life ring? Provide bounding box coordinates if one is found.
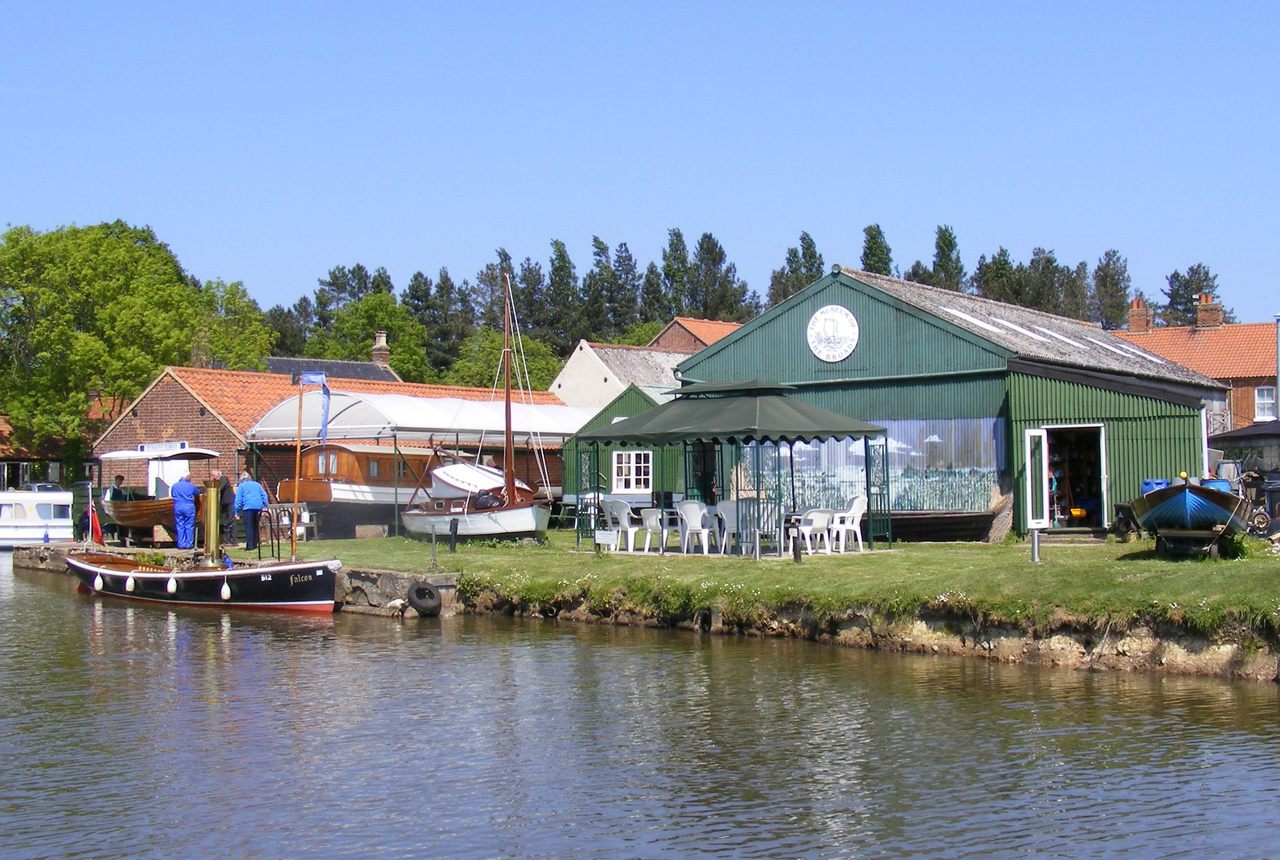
[407,582,442,617]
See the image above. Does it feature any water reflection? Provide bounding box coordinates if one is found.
[3,552,1280,858]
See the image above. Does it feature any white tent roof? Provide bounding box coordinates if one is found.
[246,390,593,445]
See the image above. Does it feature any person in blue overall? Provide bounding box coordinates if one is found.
[171,474,202,549]
[234,471,270,550]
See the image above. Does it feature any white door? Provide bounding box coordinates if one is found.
[1023,429,1050,530]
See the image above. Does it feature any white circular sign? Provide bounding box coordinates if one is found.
[806,305,860,362]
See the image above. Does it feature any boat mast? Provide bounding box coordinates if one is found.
[503,273,516,504]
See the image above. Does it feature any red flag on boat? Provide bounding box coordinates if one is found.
[87,497,103,544]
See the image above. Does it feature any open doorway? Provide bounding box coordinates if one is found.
[1046,425,1106,528]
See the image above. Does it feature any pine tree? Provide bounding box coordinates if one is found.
[1060,261,1091,321]
[767,231,825,306]
[608,241,641,336]
[474,249,515,331]
[638,261,668,323]
[687,232,758,322]
[662,228,690,317]
[860,224,893,275]
[970,248,1017,303]
[903,260,935,285]
[932,225,965,291]
[423,267,473,375]
[402,271,433,326]
[580,237,613,341]
[1091,250,1131,328]
[1160,263,1223,326]
[543,239,583,355]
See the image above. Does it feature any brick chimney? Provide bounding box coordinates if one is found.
[1127,297,1154,333]
[371,330,390,365]
[1195,292,1224,328]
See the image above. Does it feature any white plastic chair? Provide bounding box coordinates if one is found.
[796,508,834,554]
[640,508,675,553]
[607,499,642,552]
[676,499,713,554]
[831,496,868,553]
[716,500,739,555]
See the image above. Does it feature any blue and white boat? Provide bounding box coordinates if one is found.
[1128,477,1250,554]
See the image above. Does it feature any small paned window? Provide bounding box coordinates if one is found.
[317,451,338,475]
[612,450,652,493]
[1257,386,1277,421]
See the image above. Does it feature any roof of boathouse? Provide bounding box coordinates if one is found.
[94,366,568,450]
[840,268,1222,389]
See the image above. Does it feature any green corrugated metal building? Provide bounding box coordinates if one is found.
[676,267,1226,537]
[562,384,684,504]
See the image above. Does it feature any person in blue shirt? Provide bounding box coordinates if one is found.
[234,471,270,550]
[171,474,202,549]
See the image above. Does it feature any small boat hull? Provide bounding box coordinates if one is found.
[401,502,550,539]
[67,551,340,613]
[1128,482,1250,535]
[102,496,203,531]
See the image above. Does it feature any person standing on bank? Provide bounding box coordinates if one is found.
[211,469,236,545]
[171,474,202,550]
[234,471,269,551]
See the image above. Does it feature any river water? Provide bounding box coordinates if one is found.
[3,552,1279,859]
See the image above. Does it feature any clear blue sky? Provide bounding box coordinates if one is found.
[4,2,1277,323]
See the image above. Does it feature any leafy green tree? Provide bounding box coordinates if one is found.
[617,319,665,346]
[440,327,561,390]
[860,224,893,275]
[661,228,691,316]
[0,221,204,455]
[191,279,273,370]
[931,225,965,291]
[686,232,759,322]
[1091,250,1131,328]
[767,231,825,306]
[315,263,386,332]
[307,291,433,382]
[638,261,668,323]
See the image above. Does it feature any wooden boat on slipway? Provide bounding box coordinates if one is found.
[67,551,340,613]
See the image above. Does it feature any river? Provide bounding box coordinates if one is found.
[3,551,1279,858]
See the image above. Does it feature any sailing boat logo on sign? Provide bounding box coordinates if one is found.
[806,305,860,362]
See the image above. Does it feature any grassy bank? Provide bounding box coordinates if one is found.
[242,532,1280,638]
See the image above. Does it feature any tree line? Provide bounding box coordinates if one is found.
[0,220,1239,457]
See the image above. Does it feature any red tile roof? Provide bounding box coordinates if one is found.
[1116,323,1277,380]
[674,317,742,346]
[161,366,565,438]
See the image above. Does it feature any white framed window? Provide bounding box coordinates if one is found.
[612,450,652,493]
[316,451,338,475]
[1257,386,1277,421]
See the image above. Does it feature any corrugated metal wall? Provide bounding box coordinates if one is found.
[680,273,1007,386]
[1008,373,1204,532]
[562,386,683,499]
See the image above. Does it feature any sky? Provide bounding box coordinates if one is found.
[3,2,1278,323]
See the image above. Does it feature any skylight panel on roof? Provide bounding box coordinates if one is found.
[1083,336,1130,358]
[1113,341,1164,364]
[1032,326,1087,349]
[939,307,1005,335]
[990,317,1050,342]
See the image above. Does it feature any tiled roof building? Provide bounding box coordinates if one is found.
[1117,294,1277,430]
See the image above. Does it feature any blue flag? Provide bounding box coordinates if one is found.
[300,372,330,445]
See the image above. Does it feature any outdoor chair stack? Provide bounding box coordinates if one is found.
[639,507,677,553]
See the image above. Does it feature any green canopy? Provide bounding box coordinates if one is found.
[576,379,885,445]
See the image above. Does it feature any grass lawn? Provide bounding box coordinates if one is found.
[236,531,1280,636]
